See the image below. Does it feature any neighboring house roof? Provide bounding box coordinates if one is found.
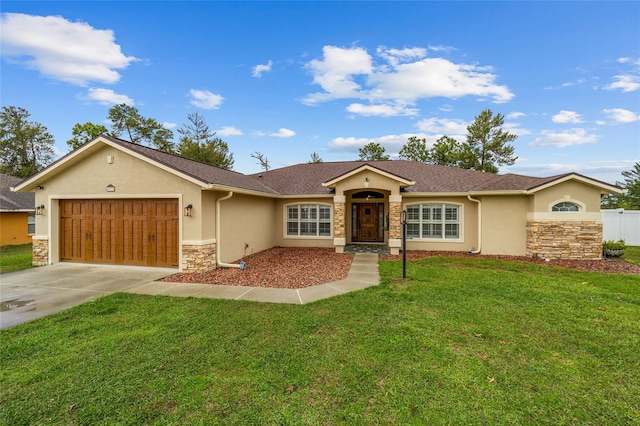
[0,174,34,211]
[13,135,622,197]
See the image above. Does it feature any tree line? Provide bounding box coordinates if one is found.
[1,104,637,209]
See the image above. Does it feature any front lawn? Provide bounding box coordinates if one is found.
[623,245,640,265]
[0,244,34,274]
[1,256,638,424]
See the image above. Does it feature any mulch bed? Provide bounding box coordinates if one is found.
[160,247,354,289]
[160,247,639,290]
[380,251,640,275]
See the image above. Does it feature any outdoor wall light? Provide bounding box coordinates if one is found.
[184,204,193,217]
[106,184,115,192]
[36,185,45,190]
[36,204,45,215]
[364,177,370,188]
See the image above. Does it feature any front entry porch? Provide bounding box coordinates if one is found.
[344,244,390,254]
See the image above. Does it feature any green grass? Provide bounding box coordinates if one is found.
[623,245,640,265]
[1,257,639,425]
[0,244,35,274]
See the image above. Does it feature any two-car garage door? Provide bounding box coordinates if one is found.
[60,199,179,268]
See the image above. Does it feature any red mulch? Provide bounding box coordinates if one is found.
[160,247,354,289]
[161,248,638,290]
[380,251,640,275]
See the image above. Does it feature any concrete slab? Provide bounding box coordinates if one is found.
[1,263,174,329]
[196,285,258,300]
[297,283,345,304]
[1,252,382,328]
[235,287,303,304]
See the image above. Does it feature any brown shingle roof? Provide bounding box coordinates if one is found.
[1,174,34,210]
[248,160,555,195]
[103,136,279,195]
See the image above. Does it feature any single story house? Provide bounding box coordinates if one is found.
[13,135,622,271]
[1,173,35,246]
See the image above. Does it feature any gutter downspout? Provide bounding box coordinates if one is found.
[467,195,482,254]
[216,191,242,268]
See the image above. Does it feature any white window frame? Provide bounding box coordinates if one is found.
[548,198,585,213]
[284,204,332,238]
[551,201,580,212]
[405,203,462,241]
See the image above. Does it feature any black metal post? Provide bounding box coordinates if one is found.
[401,210,407,279]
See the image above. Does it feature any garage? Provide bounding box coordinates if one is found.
[60,199,179,268]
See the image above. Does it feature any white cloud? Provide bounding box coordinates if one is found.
[302,45,514,110]
[552,110,583,124]
[346,103,418,117]
[602,108,640,123]
[376,46,427,67]
[0,13,137,85]
[303,45,373,104]
[529,128,598,148]
[507,111,526,119]
[252,60,273,78]
[503,123,531,137]
[427,44,457,53]
[162,122,177,129]
[269,128,295,138]
[189,89,224,109]
[605,75,640,92]
[416,117,468,135]
[503,159,637,183]
[368,58,514,103]
[82,88,134,105]
[216,126,243,136]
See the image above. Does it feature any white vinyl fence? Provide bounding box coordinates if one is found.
[601,209,640,246]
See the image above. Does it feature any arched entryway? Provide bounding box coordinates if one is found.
[351,191,385,243]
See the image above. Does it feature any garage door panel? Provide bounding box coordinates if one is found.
[91,218,116,264]
[60,199,178,268]
[121,217,149,266]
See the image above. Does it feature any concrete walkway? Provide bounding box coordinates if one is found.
[126,253,380,304]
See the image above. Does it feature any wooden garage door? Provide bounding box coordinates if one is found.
[60,199,178,268]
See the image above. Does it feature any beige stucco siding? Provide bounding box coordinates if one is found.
[481,195,528,256]
[532,181,601,213]
[33,146,204,263]
[335,171,402,195]
[217,193,276,263]
[402,196,478,252]
[273,197,335,248]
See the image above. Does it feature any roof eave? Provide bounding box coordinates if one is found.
[322,164,415,188]
[525,173,623,195]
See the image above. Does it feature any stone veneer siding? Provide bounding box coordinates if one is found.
[526,220,602,260]
[32,238,49,266]
[182,242,217,272]
[389,201,402,239]
[334,202,345,239]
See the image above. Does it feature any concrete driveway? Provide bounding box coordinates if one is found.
[0,263,174,329]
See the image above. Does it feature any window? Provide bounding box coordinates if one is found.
[406,204,460,239]
[552,202,579,212]
[286,204,331,237]
[27,213,35,235]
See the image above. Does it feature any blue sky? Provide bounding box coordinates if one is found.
[1,1,638,184]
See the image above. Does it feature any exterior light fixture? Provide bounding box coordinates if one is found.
[36,185,45,190]
[184,204,193,217]
[36,204,45,215]
[364,177,370,188]
[106,184,115,192]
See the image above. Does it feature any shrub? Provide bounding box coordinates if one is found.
[603,239,626,257]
